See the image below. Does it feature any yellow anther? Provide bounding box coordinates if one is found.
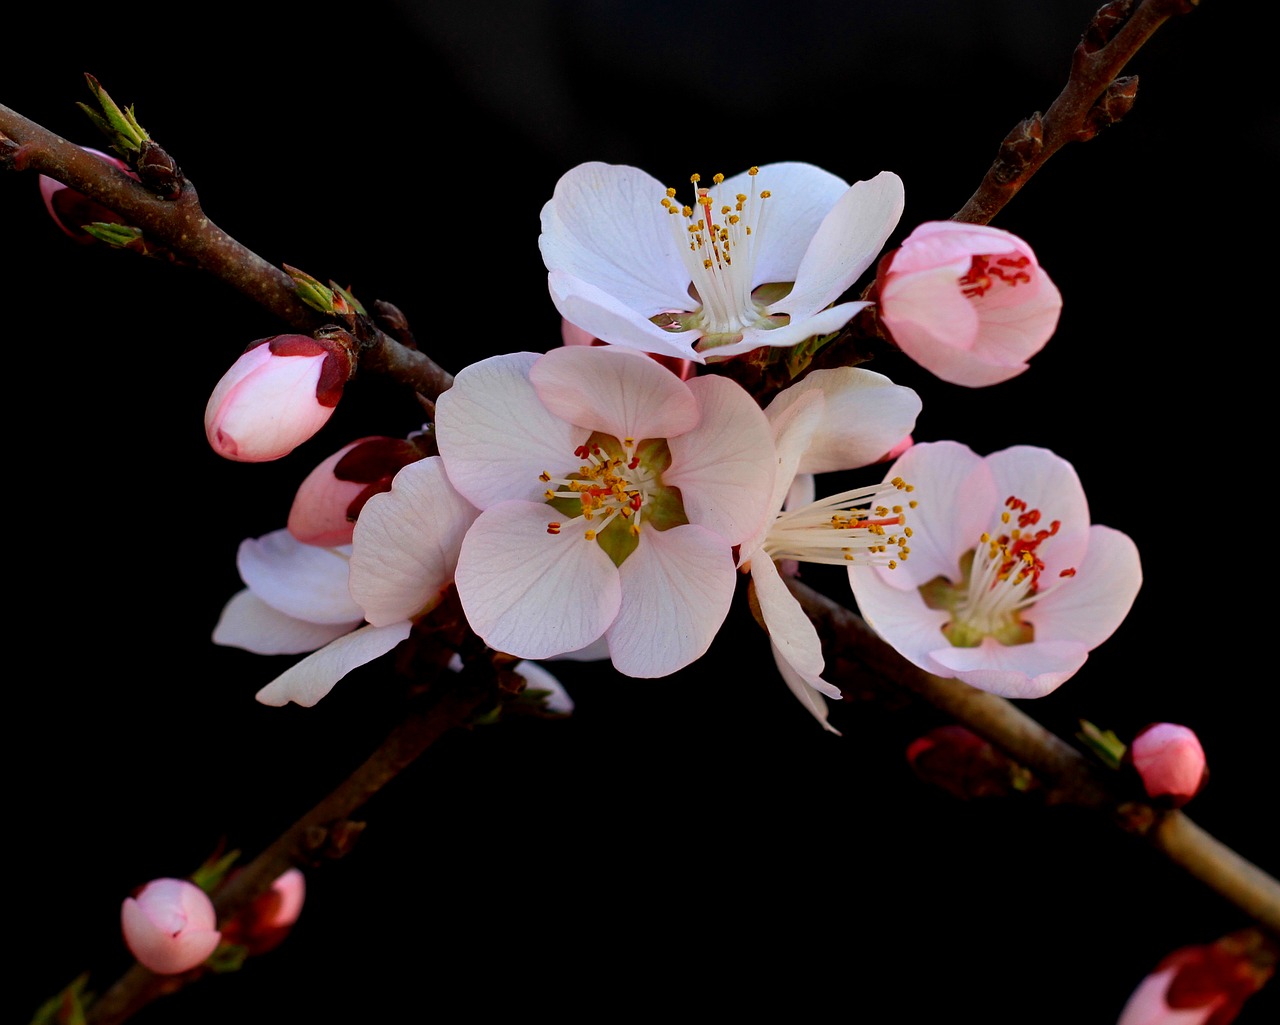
[584,529,596,541]
[1001,511,1011,524]
[909,500,918,508]
[759,190,771,199]
[748,166,759,176]
[904,527,913,537]
[690,173,701,183]
[544,490,555,501]
[539,471,551,482]
[666,187,677,198]
[888,560,897,569]
[712,172,724,184]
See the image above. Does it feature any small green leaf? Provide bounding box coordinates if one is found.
[1078,719,1127,770]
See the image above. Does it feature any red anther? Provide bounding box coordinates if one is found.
[1005,496,1027,512]
[1059,567,1077,578]
[574,444,590,459]
[547,523,561,535]
[628,456,640,469]
[1048,520,1060,535]
[996,256,1030,268]
[1018,508,1042,528]
[629,494,643,510]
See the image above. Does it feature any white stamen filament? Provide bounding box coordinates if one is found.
[763,478,914,568]
[541,437,657,541]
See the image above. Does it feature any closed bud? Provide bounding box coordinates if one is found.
[1129,722,1208,807]
[204,334,355,462]
[120,878,221,975]
[38,147,135,242]
[905,724,1036,800]
[219,868,306,956]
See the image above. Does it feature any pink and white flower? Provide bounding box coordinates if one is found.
[121,878,221,975]
[435,345,776,676]
[740,367,921,731]
[848,441,1141,699]
[540,161,904,363]
[876,220,1062,387]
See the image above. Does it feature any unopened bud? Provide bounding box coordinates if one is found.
[219,868,306,956]
[1129,722,1208,807]
[906,724,1036,800]
[38,147,135,242]
[204,334,355,462]
[120,878,221,975]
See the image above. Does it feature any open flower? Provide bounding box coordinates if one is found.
[848,441,1141,698]
[739,367,921,730]
[121,878,221,975]
[876,220,1062,387]
[435,345,776,676]
[540,161,904,362]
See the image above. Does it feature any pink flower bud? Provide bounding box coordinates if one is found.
[219,868,306,955]
[120,878,221,975]
[287,435,429,546]
[876,220,1062,387]
[1117,929,1276,1025]
[204,334,354,462]
[1130,723,1209,806]
[38,147,135,241]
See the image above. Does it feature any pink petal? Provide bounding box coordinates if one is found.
[530,345,699,441]
[928,637,1090,699]
[349,457,479,627]
[1030,526,1142,648]
[663,375,776,546]
[254,622,413,707]
[435,352,587,509]
[605,524,736,677]
[455,500,621,659]
[985,445,1092,571]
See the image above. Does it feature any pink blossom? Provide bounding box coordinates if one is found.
[121,878,221,975]
[433,346,776,676]
[848,441,1141,698]
[1130,723,1209,806]
[541,161,904,362]
[877,221,1062,387]
[204,334,354,462]
[220,868,306,955]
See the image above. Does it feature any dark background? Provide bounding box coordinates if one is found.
[6,1,1275,1021]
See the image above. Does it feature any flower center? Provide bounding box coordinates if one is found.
[920,495,1077,647]
[540,432,688,566]
[656,168,791,345]
[762,476,915,568]
[959,254,1032,301]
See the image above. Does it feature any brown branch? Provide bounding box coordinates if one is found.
[0,102,454,401]
[84,673,494,1025]
[953,0,1199,224]
[784,575,1280,937]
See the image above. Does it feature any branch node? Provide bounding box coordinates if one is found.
[1080,75,1140,139]
[991,115,1045,185]
[1080,0,1139,56]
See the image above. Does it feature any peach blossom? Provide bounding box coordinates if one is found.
[121,878,221,975]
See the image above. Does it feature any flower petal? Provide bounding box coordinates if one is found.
[764,367,922,474]
[772,170,905,318]
[539,161,694,313]
[663,375,776,546]
[847,563,953,674]
[530,344,699,440]
[751,555,840,699]
[212,589,360,655]
[513,660,575,714]
[436,352,587,508]
[548,270,706,362]
[255,621,413,707]
[985,445,1091,571]
[455,500,622,659]
[349,457,479,627]
[1029,525,1141,648]
[236,529,362,624]
[771,639,842,735]
[605,523,736,677]
[928,637,1090,699]
[706,300,871,359]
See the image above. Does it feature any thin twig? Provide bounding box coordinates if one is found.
[784,575,1280,936]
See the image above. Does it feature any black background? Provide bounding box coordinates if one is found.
[6,1,1276,1022]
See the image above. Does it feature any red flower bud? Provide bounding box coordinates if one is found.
[1129,722,1209,807]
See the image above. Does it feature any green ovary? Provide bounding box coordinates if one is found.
[918,548,1036,649]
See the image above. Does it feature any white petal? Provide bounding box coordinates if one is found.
[740,389,824,558]
[436,352,587,508]
[530,345,699,440]
[985,445,1091,571]
[929,637,1090,699]
[751,556,840,698]
[772,171,905,318]
[349,457,479,627]
[212,589,360,655]
[548,271,705,362]
[455,500,621,659]
[538,162,694,313]
[606,524,736,677]
[765,367,921,474]
[771,640,842,735]
[513,660,575,714]
[663,375,776,546]
[847,563,952,675]
[721,162,853,285]
[236,529,362,625]
[1029,526,1142,649]
[255,621,413,707]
